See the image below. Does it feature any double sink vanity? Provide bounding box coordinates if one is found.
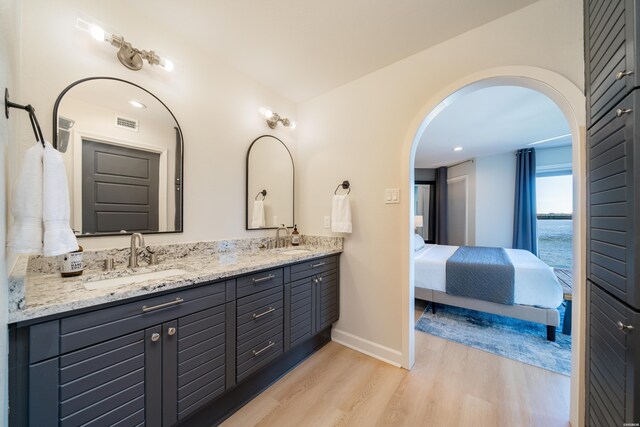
[7,77,340,426]
[8,236,342,426]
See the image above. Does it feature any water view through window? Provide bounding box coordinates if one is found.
[536,174,573,268]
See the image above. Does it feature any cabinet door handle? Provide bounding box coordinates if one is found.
[311,262,325,268]
[253,307,275,319]
[616,108,632,117]
[313,278,318,284]
[253,274,276,284]
[151,333,160,342]
[616,69,634,80]
[617,321,635,332]
[318,276,323,282]
[167,327,176,336]
[253,341,275,357]
[142,297,184,312]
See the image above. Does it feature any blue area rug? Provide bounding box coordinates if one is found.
[415,302,571,376]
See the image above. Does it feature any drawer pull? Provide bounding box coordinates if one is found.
[151,333,160,342]
[253,341,275,357]
[253,274,276,284]
[616,108,632,117]
[615,70,634,80]
[311,262,326,268]
[142,297,184,312]
[617,321,635,332]
[253,307,276,319]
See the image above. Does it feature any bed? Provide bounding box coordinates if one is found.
[414,240,564,341]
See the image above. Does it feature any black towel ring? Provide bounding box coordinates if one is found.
[255,189,267,200]
[334,180,351,195]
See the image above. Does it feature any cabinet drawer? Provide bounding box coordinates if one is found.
[290,256,337,281]
[236,329,284,383]
[237,289,284,337]
[237,309,283,345]
[586,0,640,127]
[587,89,640,309]
[60,281,226,354]
[236,268,283,298]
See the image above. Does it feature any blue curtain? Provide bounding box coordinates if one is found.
[513,148,538,255]
[435,167,448,244]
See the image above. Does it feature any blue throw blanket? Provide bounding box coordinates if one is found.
[446,246,515,305]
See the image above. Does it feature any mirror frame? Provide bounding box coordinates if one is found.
[415,180,436,244]
[245,134,295,230]
[52,76,185,237]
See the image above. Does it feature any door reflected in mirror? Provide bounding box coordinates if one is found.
[246,135,294,230]
[53,77,183,236]
[415,181,436,243]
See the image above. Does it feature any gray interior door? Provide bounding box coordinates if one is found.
[82,139,160,234]
[447,178,467,246]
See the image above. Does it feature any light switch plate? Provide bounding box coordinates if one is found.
[324,216,331,228]
[385,188,400,204]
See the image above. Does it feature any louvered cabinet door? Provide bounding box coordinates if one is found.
[586,0,640,127]
[587,89,640,309]
[316,270,339,332]
[587,282,640,426]
[30,328,163,427]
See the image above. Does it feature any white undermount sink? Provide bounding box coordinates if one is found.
[279,248,312,255]
[83,268,189,290]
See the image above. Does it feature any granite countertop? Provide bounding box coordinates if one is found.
[8,236,342,324]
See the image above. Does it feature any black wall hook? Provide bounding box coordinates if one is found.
[4,88,45,147]
[334,180,351,195]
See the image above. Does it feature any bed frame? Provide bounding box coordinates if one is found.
[415,287,560,341]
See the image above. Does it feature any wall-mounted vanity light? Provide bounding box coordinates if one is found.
[77,18,174,72]
[259,107,296,129]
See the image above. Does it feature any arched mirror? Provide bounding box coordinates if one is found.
[246,135,294,229]
[53,77,183,236]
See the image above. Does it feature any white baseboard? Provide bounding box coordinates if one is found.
[331,328,403,368]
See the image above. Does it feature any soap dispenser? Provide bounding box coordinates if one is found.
[291,225,300,246]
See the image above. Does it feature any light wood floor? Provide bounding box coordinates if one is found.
[222,301,571,427]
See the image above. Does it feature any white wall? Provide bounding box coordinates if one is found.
[0,0,20,424]
[475,152,516,248]
[297,0,583,372]
[16,0,298,252]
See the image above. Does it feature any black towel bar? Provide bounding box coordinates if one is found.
[255,189,267,200]
[334,180,351,195]
[4,88,45,147]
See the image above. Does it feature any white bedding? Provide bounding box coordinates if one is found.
[414,244,563,309]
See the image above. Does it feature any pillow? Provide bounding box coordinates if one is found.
[414,233,426,251]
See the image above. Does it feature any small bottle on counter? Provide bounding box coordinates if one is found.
[61,246,84,277]
[291,225,300,246]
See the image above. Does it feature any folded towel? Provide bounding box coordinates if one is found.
[251,200,266,228]
[43,142,78,256]
[331,194,352,233]
[8,144,44,253]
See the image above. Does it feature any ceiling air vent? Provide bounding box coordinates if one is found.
[115,115,139,132]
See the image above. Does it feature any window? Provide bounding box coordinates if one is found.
[536,174,573,268]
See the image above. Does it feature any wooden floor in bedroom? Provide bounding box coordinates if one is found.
[221,300,571,427]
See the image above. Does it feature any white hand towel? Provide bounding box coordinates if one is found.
[331,194,352,233]
[43,142,78,256]
[8,144,44,253]
[251,200,266,228]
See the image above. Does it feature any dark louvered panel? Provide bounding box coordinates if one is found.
[588,283,640,426]
[587,89,640,308]
[586,0,640,127]
[177,305,226,420]
[59,331,146,427]
[290,277,313,347]
[318,271,339,331]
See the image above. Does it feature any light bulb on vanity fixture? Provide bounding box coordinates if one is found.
[259,107,296,129]
[77,18,174,72]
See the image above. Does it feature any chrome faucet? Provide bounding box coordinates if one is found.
[129,233,145,268]
[275,224,290,248]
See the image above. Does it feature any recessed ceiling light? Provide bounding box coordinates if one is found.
[129,100,146,108]
[453,146,463,152]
